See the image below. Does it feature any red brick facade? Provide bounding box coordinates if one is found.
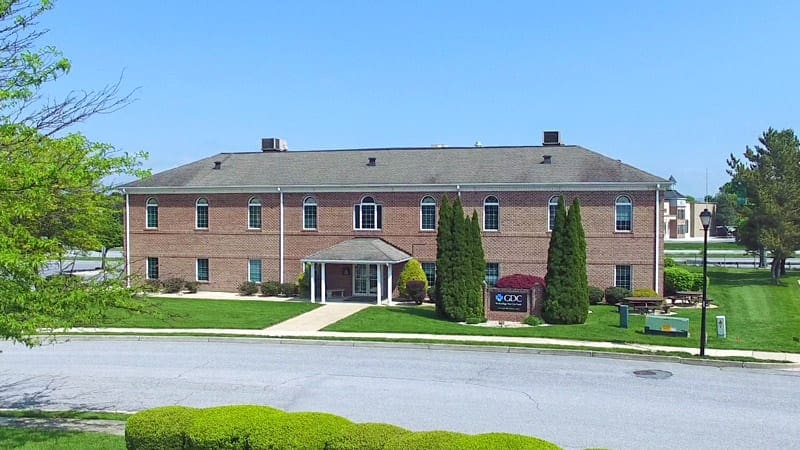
[125,189,664,294]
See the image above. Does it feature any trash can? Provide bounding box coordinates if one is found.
[619,304,629,329]
[716,315,727,338]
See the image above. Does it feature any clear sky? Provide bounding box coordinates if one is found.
[40,0,799,198]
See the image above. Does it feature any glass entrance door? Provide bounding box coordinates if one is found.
[354,264,378,295]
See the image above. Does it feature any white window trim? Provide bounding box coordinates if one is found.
[486,262,500,285]
[615,194,633,233]
[483,195,500,232]
[248,259,262,283]
[196,197,209,230]
[303,196,318,230]
[146,257,158,280]
[145,197,158,229]
[614,264,633,291]
[354,196,382,231]
[248,197,262,230]
[196,258,209,282]
[420,196,436,231]
[547,195,561,232]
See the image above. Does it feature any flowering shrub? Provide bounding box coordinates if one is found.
[495,274,546,289]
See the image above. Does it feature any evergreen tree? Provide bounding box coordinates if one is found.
[566,198,589,323]
[445,197,469,321]
[435,196,453,316]
[543,196,569,323]
[466,211,486,320]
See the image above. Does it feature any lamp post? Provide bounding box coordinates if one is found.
[699,208,712,357]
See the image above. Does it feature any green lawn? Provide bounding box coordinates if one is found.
[0,410,130,422]
[664,242,744,251]
[325,269,800,353]
[89,298,319,329]
[0,427,124,450]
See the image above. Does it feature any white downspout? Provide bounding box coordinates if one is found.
[654,187,660,294]
[279,188,284,284]
[124,190,131,288]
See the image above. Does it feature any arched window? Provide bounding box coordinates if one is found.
[196,198,209,229]
[354,196,382,230]
[548,195,561,231]
[615,195,632,231]
[303,196,318,230]
[146,198,158,228]
[248,197,262,229]
[420,196,436,231]
[483,195,499,231]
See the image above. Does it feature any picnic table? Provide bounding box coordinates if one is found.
[674,290,712,306]
[622,297,665,315]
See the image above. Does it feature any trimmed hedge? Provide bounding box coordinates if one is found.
[125,405,198,450]
[664,266,705,294]
[632,288,659,298]
[496,274,546,289]
[126,405,562,450]
[588,286,604,305]
[603,286,631,305]
[261,281,282,296]
[238,281,259,296]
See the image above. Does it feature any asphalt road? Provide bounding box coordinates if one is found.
[1,338,798,450]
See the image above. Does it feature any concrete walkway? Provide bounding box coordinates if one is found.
[0,417,126,436]
[263,302,371,332]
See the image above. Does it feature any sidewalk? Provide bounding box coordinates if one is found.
[0,417,125,436]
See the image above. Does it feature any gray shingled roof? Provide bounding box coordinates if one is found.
[124,145,669,190]
[302,238,412,264]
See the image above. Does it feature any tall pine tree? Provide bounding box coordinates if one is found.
[543,196,569,323]
[467,211,486,320]
[435,196,453,316]
[566,198,589,323]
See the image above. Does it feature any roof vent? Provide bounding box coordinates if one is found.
[367,157,376,166]
[543,131,561,146]
[213,161,222,170]
[542,155,552,164]
[261,138,288,152]
[474,141,483,147]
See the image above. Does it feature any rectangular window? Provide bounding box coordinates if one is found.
[146,257,159,280]
[484,205,499,231]
[354,204,383,230]
[615,265,632,291]
[677,223,688,234]
[146,205,158,228]
[197,258,209,282]
[248,259,262,283]
[249,205,262,229]
[421,204,436,230]
[422,262,436,285]
[196,205,209,229]
[677,208,685,220]
[304,204,317,230]
[616,205,632,231]
[485,263,499,286]
[549,203,558,231]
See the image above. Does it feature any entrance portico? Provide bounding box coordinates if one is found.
[301,238,412,305]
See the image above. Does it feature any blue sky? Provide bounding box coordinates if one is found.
[40,1,799,198]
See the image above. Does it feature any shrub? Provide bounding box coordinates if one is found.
[260,281,282,297]
[465,316,486,324]
[142,279,161,293]
[238,281,259,296]
[588,286,604,305]
[398,259,428,299]
[632,288,659,298]
[326,423,411,450]
[162,278,185,294]
[664,266,704,294]
[184,281,199,293]
[248,411,352,449]
[603,286,631,305]
[495,274,546,289]
[523,315,543,326]
[406,280,426,304]
[458,433,561,449]
[427,287,437,303]
[385,430,469,450]
[280,282,297,296]
[664,256,677,267]
[125,405,198,450]
[298,266,310,297]
[185,405,284,450]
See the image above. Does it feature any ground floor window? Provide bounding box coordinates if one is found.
[421,262,436,285]
[146,257,159,279]
[485,263,499,286]
[249,259,262,283]
[197,258,209,282]
[615,265,632,290]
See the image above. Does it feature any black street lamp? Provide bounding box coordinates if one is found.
[699,208,712,356]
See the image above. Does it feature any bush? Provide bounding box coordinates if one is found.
[162,278,185,294]
[664,266,704,294]
[185,405,284,450]
[280,282,297,296]
[260,281,282,296]
[238,281,259,296]
[126,406,198,450]
[398,259,428,299]
[406,280,426,304]
[184,281,199,293]
[664,256,677,267]
[523,315,543,326]
[465,316,486,324]
[326,423,411,450]
[632,288,659,297]
[142,279,161,293]
[603,286,631,305]
[298,266,310,297]
[248,411,352,449]
[427,287,437,303]
[385,431,469,450]
[588,286,604,305]
[495,274,546,289]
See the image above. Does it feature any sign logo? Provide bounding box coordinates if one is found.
[496,293,522,302]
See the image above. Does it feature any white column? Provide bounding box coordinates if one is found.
[279,189,284,284]
[124,191,131,288]
[654,188,661,294]
[321,263,327,304]
[387,263,393,305]
[310,263,316,303]
[376,263,382,305]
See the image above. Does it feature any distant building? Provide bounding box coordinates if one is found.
[663,190,689,239]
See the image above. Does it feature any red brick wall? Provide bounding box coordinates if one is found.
[125,190,663,294]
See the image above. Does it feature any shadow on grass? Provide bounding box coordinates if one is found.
[386,306,442,320]
[710,270,775,287]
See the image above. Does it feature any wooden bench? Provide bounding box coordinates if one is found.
[622,297,664,315]
[326,289,345,298]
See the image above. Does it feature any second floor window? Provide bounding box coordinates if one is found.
[548,195,561,231]
[615,195,632,231]
[248,197,262,229]
[420,196,436,230]
[146,198,158,228]
[303,196,318,230]
[196,198,209,229]
[354,196,382,230]
[484,196,499,231]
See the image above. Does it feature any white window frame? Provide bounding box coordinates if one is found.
[420,196,436,231]
[146,257,159,280]
[303,196,318,230]
[145,197,158,229]
[196,258,209,282]
[615,195,633,232]
[196,197,209,229]
[614,265,632,291]
[248,259,262,283]
[548,195,561,231]
[248,197,262,230]
[485,262,500,286]
[483,196,500,231]
[354,196,382,231]
[421,262,436,285]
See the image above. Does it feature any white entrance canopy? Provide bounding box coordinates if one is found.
[301,238,412,305]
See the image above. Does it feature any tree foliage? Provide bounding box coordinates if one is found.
[398,258,428,299]
[0,1,147,345]
[727,128,800,281]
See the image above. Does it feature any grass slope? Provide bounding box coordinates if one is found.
[0,427,124,450]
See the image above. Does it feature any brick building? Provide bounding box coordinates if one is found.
[121,133,671,302]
